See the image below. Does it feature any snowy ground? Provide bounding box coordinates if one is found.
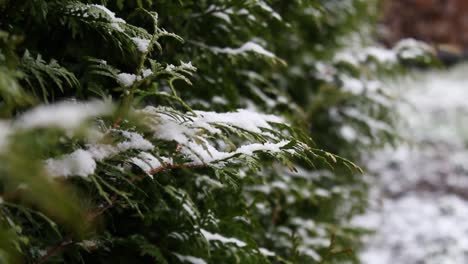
[354,63,468,263]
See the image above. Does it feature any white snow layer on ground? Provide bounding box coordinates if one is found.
[354,63,468,263]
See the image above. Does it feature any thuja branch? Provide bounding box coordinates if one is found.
[33,162,207,264]
[88,162,207,219]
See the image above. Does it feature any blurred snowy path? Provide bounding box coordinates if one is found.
[355,63,468,264]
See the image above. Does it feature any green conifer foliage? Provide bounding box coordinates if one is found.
[0,1,431,263]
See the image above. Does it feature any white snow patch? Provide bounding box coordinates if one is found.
[18,100,112,131]
[131,37,151,53]
[46,149,96,177]
[184,139,288,164]
[117,131,154,151]
[334,38,431,67]
[356,195,468,264]
[193,109,283,133]
[259,247,276,257]
[117,73,137,87]
[90,4,125,23]
[174,254,207,264]
[257,1,282,20]
[129,152,172,178]
[357,63,468,263]
[142,68,153,78]
[334,46,397,66]
[47,130,154,178]
[129,157,152,174]
[89,4,126,31]
[210,41,276,58]
[200,229,247,247]
[141,107,288,164]
[394,38,433,60]
[340,125,357,141]
[365,47,398,63]
[340,75,365,94]
[196,175,224,188]
[212,12,231,23]
[211,96,227,105]
[182,203,198,220]
[138,152,162,169]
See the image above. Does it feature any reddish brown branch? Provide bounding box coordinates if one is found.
[112,116,122,128]
[34,237,73,264]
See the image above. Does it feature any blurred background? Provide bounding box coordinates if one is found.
[355,0,468,263]
[382,0,468,63]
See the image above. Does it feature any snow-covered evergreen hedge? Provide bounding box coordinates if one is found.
[0,1,431,263]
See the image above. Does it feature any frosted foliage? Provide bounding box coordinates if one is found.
[89,4,125,23]
[131,37,151,53]
[356,63,468,263]
[212,11,231,23]
[209,41,276,58]
[117,68,156,87]
[185,140,288,164]
[18,100,112,130]
[394,38,433,60]
[117,131,154,151]
[47,130,155,177]
[193,109,283,133]
[46,150,96,177]
[0,100,117,175]
[174,254,207,264]
[259,248,275,257]
[257,1,282,20]
[334,46,396,66]
[116,73,137,87]
[87,131,154,161]
[200,229,247,247]
[142,107,289,164]
[89,4,126,31]
[334,38,430,66]
[43,105,289,178]
[0,100,112,153]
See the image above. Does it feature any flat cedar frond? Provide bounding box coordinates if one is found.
[19,51,79,101]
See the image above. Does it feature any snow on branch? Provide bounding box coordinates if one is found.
[131,37,151,53]
[46,149,96,177]
[0,99,351,179]
[40,105,297,178]
[0,100,113,152]
[141,106,291,164]
[334,38,433,66]
[257,0,282,21]
[192,41,284,63]
[174,254,207,264]
[65,3,127,32]
[200,228,247,247]
[393,38,434,60]
[211,41,275,58]
[46,130,155,177]
[17,100,113,130]
[87,4,127,31]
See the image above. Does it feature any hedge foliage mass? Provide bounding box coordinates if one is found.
[0,1,431,263]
